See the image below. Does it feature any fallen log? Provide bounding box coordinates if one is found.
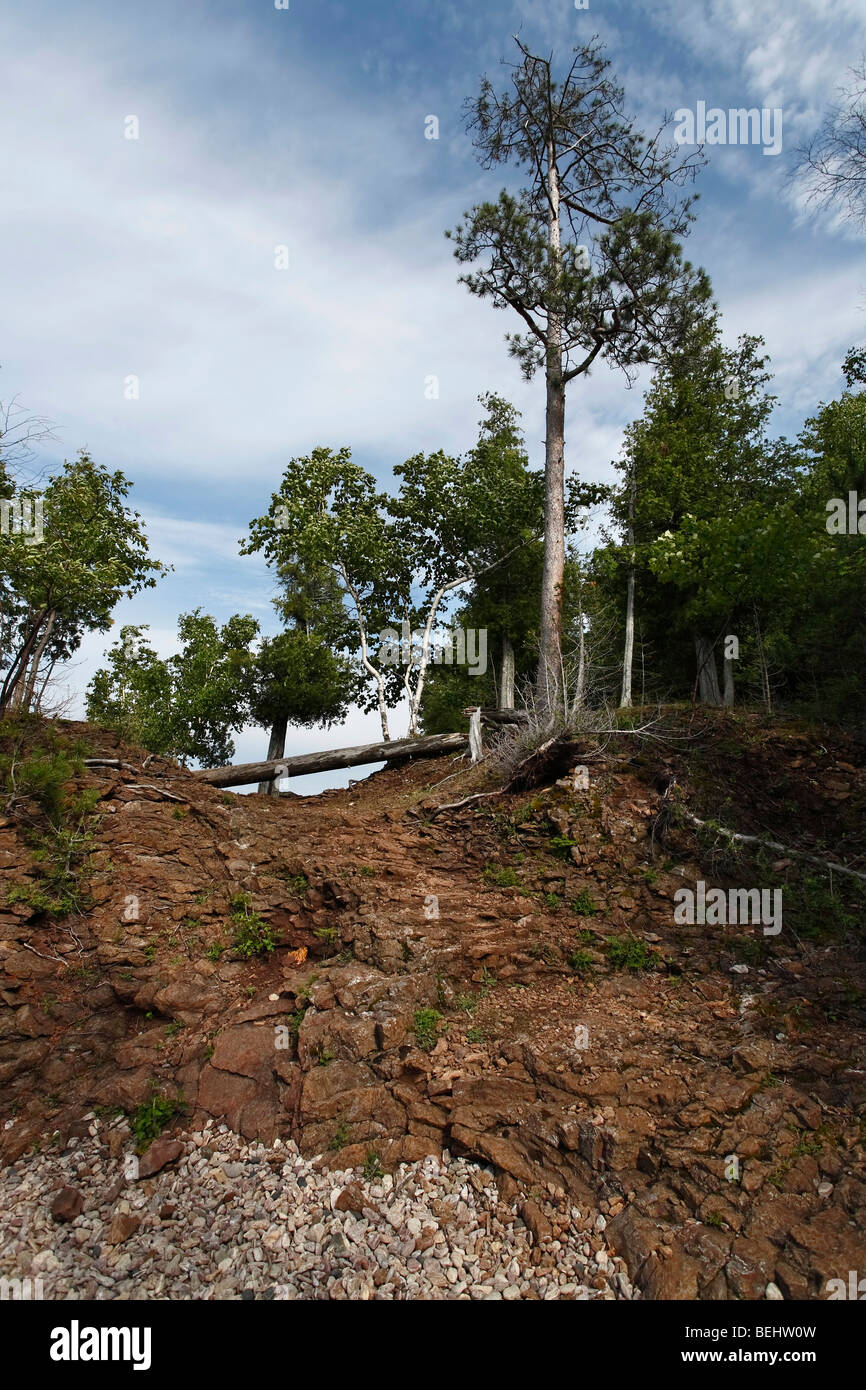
[464,707,530,726]
[193,730,470,789]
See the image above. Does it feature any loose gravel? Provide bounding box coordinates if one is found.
[0,1115,636,1300]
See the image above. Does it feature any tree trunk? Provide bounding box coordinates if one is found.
[0,608,48,714]
[620,467,636,708]
[753,605,771,712]
[621,565,635,708]
[694,634,723,706]
[723,651,735,707]
[500,633,515,710]
[337,563,390,740]
[536,138,566,718]
[468,708,483,763]
[258,715,288,795]
[576,596,586,712]
[21,608,56,713]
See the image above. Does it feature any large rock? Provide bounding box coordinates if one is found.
[51,1187,84,1222]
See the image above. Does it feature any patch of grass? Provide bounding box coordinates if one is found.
[362,1150,383,1181]
[549,834,576,861]
[732,933,768,966]
[314,925,337,945]
[329,1122,350,1151]
[704,1211,725,1228]
[359,865,377,877]
[568,949,595,974]
[768,1161,790,1190]
[543,892,561,911]
[759,1071,781,1091]
[165,1020,184,1037]
[413,1007,442,1052]
[790,1129,822,1158]
[605,934,655,972]
[204,943,224,962]
[171,806,188,820]
[129,1090,187,1153]
[465,1025,486,1043]
[229,893,275,959]
[1,746,102,919]
[219,793,234,807]
[483,863,520,888]
[571,889,599,917]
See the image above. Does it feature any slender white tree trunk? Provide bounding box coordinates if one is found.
[723,652,735,708]
[620,469,636,708]
[575,593,587,714]
[339,565,390,741]
[407,575,472,736]
[21,608,56,712]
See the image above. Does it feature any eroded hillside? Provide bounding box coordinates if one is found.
[1,713,864,1300]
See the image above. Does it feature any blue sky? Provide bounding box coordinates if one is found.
[2,0,864,787]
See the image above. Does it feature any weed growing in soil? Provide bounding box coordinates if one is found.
[129,1091,187,1152]
[413,1007,442,1051]
[606,935,655,972]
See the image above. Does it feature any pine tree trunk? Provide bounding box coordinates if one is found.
[536,139,566,719]
[258,716,288,795]
[500,634,515,710]
[694,634,723,706]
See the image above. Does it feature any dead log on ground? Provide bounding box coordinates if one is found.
[193,731,469,789]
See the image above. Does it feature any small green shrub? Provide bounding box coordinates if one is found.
[571,889,599,916]
[568,949,595,974]
[229,894,275,959]
[129,1091,187,1153]
[413,1007,442,1051]
[606,935,655,972]
[483,863,520,888]
[329,1123,350,1151]
[362,1150,383,1181]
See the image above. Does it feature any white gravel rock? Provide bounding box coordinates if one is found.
[0,1125,631,1302]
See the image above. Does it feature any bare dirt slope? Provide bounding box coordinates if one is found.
[1,712,864,1300]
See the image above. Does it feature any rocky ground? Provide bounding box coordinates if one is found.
[1,711,865,1299]
[0,1117,631,1300]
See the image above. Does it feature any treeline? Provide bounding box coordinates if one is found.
[3,36,863,765]
[2,332,863,769]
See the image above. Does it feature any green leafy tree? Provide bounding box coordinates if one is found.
[86,610,258,766]
[605,319,782,706]
[250,555,359,792]
[242,449,401,739]
[1,453,166,714]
